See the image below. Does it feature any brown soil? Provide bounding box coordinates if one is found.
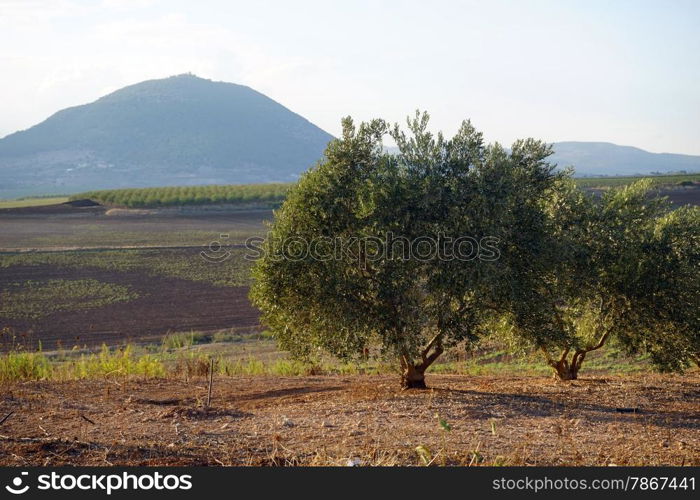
[0,201,105,216]
[0,262,259,350]
[659,186,700,207]
[0,373,697,466]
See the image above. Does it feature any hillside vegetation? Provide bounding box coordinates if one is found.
[71,183,292,208]
[0,74,332,199]
[69,173,699,208]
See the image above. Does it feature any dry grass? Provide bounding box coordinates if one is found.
[0,373,697,466]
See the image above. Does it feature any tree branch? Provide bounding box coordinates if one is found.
[558,347,570,365]
[421,332,443,361]
[583,329,611,354]
[541,346,556,367]
[419,343,444,371]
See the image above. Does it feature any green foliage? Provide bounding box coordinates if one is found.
[71,183,293,208]
[251,112,562,386]
[250,113,699,384]
[66,344,165,379]
[162,331,203,350]
[0,345,165,382]
[0,351,52,382]
[511,177,700,378]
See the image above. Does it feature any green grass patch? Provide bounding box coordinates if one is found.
[0,351,52,381]
[428,343,652,377]
[0,196,69,209]
[0,279,139,319]
[0,334,668,383]
[0,345,165,382]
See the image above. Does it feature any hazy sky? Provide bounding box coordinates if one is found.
[1,0,699,153]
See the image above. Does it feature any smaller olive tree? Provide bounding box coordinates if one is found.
[515,179,700,380]
[250,112,561,388]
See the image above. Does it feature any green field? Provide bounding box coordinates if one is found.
[574,172,700,189]
[0,278,139,319]
[3,173,695,210]
[0,196,69,209]
[71,183,292,208]
[0,248,254,288]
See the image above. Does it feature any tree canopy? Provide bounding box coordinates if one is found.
[251,112,699,387]
[252,112,563,387]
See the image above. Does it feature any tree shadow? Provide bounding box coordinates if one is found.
[233,385,343,403]
[435,387,700,430]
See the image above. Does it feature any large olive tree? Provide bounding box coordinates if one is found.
[250,112,561,388]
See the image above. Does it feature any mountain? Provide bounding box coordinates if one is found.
[2,77,699,199]
[387,141,700,178]
[550,142,700,177]
[0,74,333,198]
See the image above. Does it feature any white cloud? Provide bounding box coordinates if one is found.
[0,1,324,135]
[0,0,698,153]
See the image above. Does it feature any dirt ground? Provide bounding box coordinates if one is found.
[0,262,259,350]
[0,205,267,348]
[0,373,697,466]
[0,205,270,250]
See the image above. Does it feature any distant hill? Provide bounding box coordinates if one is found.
[387,141,700,178]
[551,142,700,177]
[2,76,699,199]
[0,74,333,198]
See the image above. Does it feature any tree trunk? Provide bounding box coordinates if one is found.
[399,333,444,389]
[552,358,580,380]
[544,330,612,381]
[401,364,427,389]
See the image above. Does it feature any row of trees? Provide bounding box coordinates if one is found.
[72,183,292,208]
[251,113,699,388]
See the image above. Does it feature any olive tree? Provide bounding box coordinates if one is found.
[250,112,561,388]
[514,179,700,380]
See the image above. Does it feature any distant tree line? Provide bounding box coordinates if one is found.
[71,184,292,208]
[70,173,698,209]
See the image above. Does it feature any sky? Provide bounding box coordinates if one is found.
[1,0,699,154]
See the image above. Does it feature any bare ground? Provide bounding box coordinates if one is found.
[0,263,259,350]
[0,373,697,466]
